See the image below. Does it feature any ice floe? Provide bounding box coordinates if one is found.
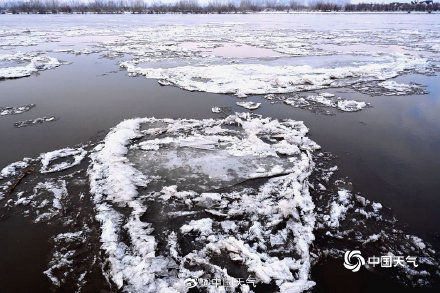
[12,179,69,222]
[0,53,61,79]
[1,20,437,110]
[40,147,87,173]
[1,19,440,291]
[324,189,352,228]
[311,153,440,287]
[236,101,261,110]
[0,159,30,180]
[181,218,213,236]
[120,54,429,97]
[211,107,221,113]
[378,80,425,96]
[337,99,367,112]
[282,92,368,113]
[85,114,319,292]
[14,116,57,128]
[0,104,35,116]
[1,114,439,291]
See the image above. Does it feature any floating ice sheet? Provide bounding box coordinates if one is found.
[1,19,440,291]
[2,20,438,102]
[236,101,261,110]
[88,114,319,292]
[378,80,425,96]
[14,116,57,128]
[0,104,35,116]
[0,114,439,291]
[0,52,61,79]
[121,54,429,97]
[282,92,368,114]
[40,147,87,173]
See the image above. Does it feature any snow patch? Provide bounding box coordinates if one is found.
[236,101,261,110]
[0,54,61,79]
[0,104,35,116]
[40,148,87,173]
[14,116,57,128]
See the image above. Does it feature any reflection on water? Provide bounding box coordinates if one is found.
[211,43,285,58]
[1,13,440,292]
[267,75,440,248]
[1,53,439,251]
[180,41,286,58]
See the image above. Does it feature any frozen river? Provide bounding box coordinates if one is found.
[1,13,440,292]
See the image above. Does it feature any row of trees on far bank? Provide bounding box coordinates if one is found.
[1,0,438,14]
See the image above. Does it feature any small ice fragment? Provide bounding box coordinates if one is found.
[40,147,87,173]
[319,92,335,98]
[236,101,261,110]
[0,104,35,116]
[211,107,221,113]
[0,160,29,179]
[337,100,366,112]
[378,80,420,95]
[14,116,57,128]
[158,80,172,86]
[411,236,426,250]
[180,218,213,236]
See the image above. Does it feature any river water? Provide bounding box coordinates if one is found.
[0,13,439,292]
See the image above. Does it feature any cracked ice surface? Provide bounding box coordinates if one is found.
[121,54,429,98]
[1,16,440,292]
[0,52,61,79]
[282,92,368,113]
[13,116,57,128]
[89,114,319,292]
[1,114,440,292]
[2,19,439,98]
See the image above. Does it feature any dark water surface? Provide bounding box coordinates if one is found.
[1,54,439,292]
[1,53,439,248]
[1,14,440,293]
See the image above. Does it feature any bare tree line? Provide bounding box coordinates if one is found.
[0,0,438,14]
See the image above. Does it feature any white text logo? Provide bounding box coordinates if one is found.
[344,250,365,272]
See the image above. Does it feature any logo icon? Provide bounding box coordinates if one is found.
[344,250,365,272]
[184,278,197,288]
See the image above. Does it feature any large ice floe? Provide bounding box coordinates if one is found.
[120,54,429,98]
[1,114,439,292]
[0,52,61,79]
[1,17,440,292]
[88,114,319,292]
[1,19,439,111]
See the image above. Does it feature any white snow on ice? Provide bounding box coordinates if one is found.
[88,114,319,292]
[0,53,61,79]
[40,147,87,173]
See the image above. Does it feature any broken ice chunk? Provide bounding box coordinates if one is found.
[0,55,61,79]
[337,100,366,112]
[14,116,57,128]
[40,148,87,173]
[236,101,261,110]
[0,104,35,116]
[180,218,213,236]
[211,107,221,113]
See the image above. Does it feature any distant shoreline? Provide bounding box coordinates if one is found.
[1,11,439,15]
[1,1,438,15]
